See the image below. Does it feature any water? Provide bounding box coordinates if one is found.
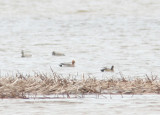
[0,0,160,114]
[0,0,160,77]
[1,95,160,115]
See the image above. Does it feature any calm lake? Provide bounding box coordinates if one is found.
[0,0,160,77]
[1,95,160,115]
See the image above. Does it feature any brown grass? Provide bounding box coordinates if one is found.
[0,72,160,99]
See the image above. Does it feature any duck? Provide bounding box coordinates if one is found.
[52,51,65,56]
[59,60,75,67]
[101,66,114,72]
[21,50,32,58]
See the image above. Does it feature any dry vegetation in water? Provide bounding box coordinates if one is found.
[0,71,160,99]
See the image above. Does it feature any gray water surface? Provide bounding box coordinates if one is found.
[1,95,160,115]
[0,0,160,77]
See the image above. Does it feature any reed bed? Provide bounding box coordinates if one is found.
[0,72,160,99]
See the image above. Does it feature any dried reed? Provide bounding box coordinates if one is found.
[0,72,160,98]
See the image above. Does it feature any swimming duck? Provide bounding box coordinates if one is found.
[52,51,65,56]
[59,60,75,67]
[21,50,32,58]
[101,66,114,72]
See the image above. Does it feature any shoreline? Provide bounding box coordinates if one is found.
[0,72,160,99]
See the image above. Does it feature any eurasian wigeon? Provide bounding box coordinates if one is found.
[101,66,114,72]
[21,50,32,58]
[52,51,65,56]
[59,60,75,67]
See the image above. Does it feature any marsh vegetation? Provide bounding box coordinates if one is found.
[0,71,159,99]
